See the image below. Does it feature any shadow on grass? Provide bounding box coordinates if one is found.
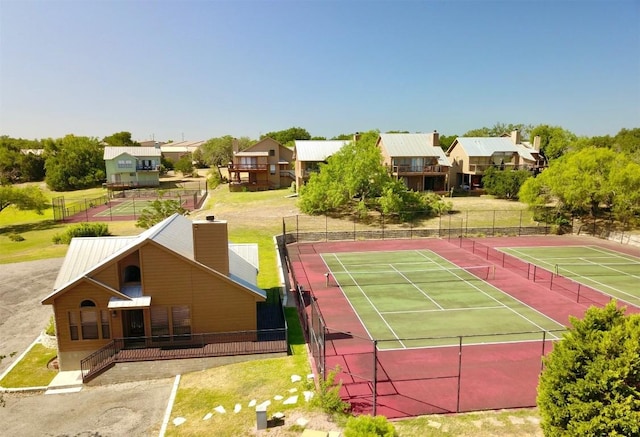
[0,219,62,235]
[285,307,305,354]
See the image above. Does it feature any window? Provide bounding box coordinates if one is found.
[79,300,98,340]
[81,310,98,339]
[117,159,133,169]
[123,265,141,283]
[269,149,275,156]
[172,306,191,337]
[101,310,110,339]
[270,164,276,175]
[69,312,79,340]
[151,306,169,338]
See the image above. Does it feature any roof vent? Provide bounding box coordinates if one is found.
[205,215,215,222]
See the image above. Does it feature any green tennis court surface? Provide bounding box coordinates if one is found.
[321,250,565,349]
[499,246,640,306]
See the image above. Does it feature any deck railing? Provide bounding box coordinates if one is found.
[80,328,287,382]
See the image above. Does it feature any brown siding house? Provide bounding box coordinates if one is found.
[228,137,294,191]
[41,214,267,372]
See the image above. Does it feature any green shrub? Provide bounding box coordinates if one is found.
[45,315,56,336]
[52,222,110,244]
[8,233,25,242]
[313,366,350,417]
[207,168,223,189]
[343,415,397,437]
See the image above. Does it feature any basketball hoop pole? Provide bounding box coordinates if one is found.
[324,272,330,287]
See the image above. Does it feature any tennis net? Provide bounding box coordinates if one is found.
[554,263,640,277]
[332,265,495,287]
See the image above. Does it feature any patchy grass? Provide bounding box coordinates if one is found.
[0,344,58,388]
[394,408,543,436]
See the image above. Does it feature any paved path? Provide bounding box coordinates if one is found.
[0,259,174,436]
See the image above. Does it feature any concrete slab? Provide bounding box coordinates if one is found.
[47,371,83,391]
[301,430,327,437]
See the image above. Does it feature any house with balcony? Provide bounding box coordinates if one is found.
[227,137,295,191]
[376,131,450,192]
[446,130,545,190]
[103,146,162,189]
[293,139,350,192]
[41,214,286,381]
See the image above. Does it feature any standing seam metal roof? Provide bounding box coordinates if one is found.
[378,134,450,165]
[294,140,350,161]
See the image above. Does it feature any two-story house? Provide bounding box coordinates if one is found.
[41,214,286,380]
[227,138,294,191]
[446,130,545,190]
[293,139,350,192]
[376,131,450,192]
[103,146,162,188]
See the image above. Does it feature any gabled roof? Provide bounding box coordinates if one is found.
[43,214,265,303]
[378,133,449,166]
[447,137,520,157]
[103,146,162,160]
[294,140,350,162]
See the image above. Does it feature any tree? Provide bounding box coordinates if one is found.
[482,167,532,199]
[174,154,195,176]
[102,131,140,147]
[537,301,640,436]
[261,126,311,148]
[45,135,105,191]
[0,136,44,183]
[135,199,188,229]
[198,135,253,167]
[438,134,457,151]
[464,122,533,139]
[0,185,48,214]
[519,146,640,226]
[299,131,386,215]
[299,130,451,218]
[529,125,577,161]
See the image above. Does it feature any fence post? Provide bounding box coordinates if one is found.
[372,339,378,416]
[85,199,89,222]
[456,336,463,413]
[519,210,523,236]
[325,214,328,242]
[492,210,496,236]
[353,216,356,241]
[296,215,299,243]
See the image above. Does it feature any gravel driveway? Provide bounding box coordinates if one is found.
[0,259,174,437]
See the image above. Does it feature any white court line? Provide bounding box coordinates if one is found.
[381,305,505,315]
[506,247,640,304]
[379,334,566,352]
[324,254,404,347]
[389,264,444,310]
[416,250,564,333]
[578,258,640,281]
[587,245,640,262]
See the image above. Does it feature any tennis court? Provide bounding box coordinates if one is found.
[93,198,160,217]
[322,249,565,349]
[499,245,640,307]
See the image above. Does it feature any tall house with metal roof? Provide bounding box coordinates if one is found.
[376,131,450,192]
[227,137,295,191]
[293,139,351,192]
[103,146,162,189]
[446,130,545,191]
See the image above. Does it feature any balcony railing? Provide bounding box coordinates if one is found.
[80,329,288,382]
[468,163,537,173]
[228,163,268,171]
[135,165,160,171]
[391,165,447,174]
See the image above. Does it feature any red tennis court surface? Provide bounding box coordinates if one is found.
[287,235,640,418]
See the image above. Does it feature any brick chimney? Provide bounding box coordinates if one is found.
[533,135,541,151]
[232,138,239,154]
[510,129,521,145]
[431,130,440,147]
[192,216,229,275]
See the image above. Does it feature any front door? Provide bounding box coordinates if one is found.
[123,309,145,338]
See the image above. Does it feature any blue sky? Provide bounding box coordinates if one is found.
[1,0,638,142]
